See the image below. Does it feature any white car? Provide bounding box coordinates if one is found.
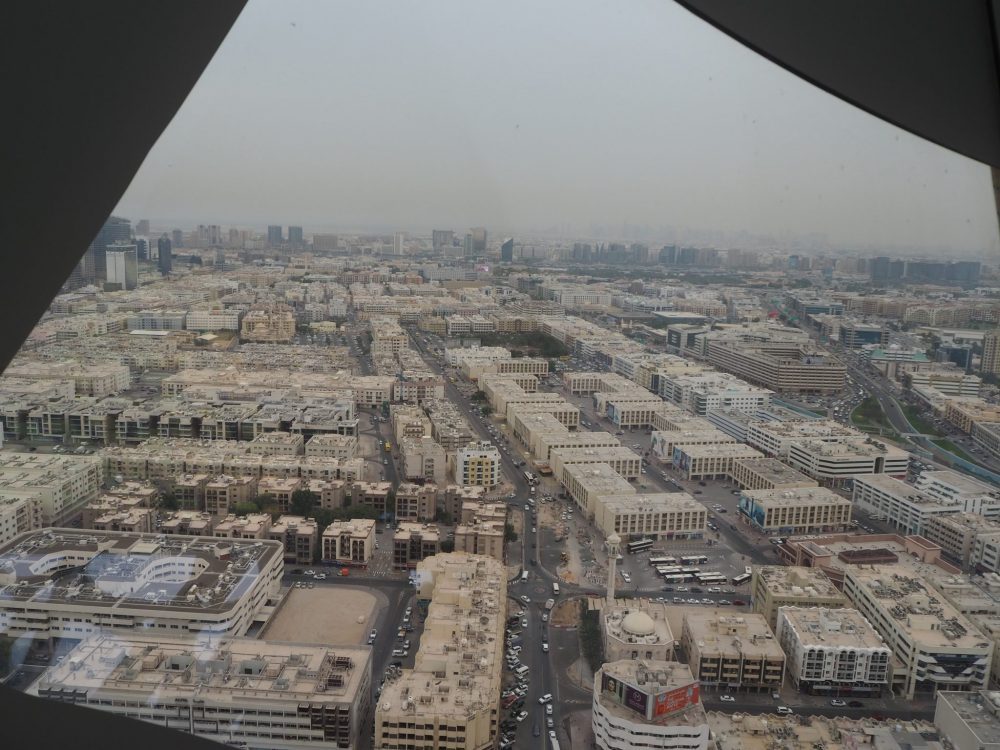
[548,730,557,740]
[520,595,531,604]
[720,695,736,703]
[538,693,553,704]
[545,704,553,716]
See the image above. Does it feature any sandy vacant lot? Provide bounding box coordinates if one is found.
[262,586,377,645]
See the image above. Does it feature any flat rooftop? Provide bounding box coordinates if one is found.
[683,612,785,659]
[938,691,1000,746]
[778,607,887,649]
[733,457,817,486]
[751,419,859,438]
[599,493,703,515]
[674,443,763,458]
[564,463,635,495]
[0,528,281,615]
[596,659,707,729]
[743,487,851,508]
[846,565,989,649]
[755,565,844,599]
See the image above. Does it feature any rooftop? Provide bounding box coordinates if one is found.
[778,607,888,650]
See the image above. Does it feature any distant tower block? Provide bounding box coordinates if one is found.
[606,533,621,606]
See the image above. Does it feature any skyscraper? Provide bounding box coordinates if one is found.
[470,227,487,254]
[82,216,131,282]
[157,234,173,275]
[500,238,513,262]
[287,226,304,246]
[392,232,405,255]
[134,237,149,261]
[171,229,184,248]
[267,225,283,246]
[432,229,454,251]
[463,233,474,257]
[983,332,1000,377]
[135,219,150,236]
[105,243,138,290]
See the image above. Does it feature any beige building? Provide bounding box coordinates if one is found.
[213,512,273,539]
[564,462,635,515]
[392,522,442,569]
[240,305,296,343]
[160,510,214,536]
[672,443,764,480]
[454,513,505,561]
[246,431,306,456]
[321,518,376,566]
[171,473,210,509]
[204,474,259,515]
[29,634,371,750]
[776,607,891,696]
[923,513,1000,572]
[681,612,785,693]
[788,438,910,486]
[843,564,993,698]
[268,514,318,564]
[704,339,846,394]
[595,493,707,541]
[304,433,358,459]
[739,487,852,535]
[603,599,675,662]
[0,452,103,526]
[729,457,818,491]
[400,436,447,485]
[90,506,154,534]
[454,441,502,487]
[375,553,506,750]
[395,482,438,522]
[935,689,1000,750]
[750,565,848,629]
[551,445,643,482]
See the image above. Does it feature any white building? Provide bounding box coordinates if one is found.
[28,634,371,750]
[775,607,891,696]
[916,470,1000,506]
[852,474,1000,536]
[105,243,138,290]
[592,660,710,750]
[0,452,103,526]
[787,438,909,486]
[454,440,502,487]
[0,529,283,642]
[185,308,242,331]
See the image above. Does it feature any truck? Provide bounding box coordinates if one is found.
[545,598,555,611]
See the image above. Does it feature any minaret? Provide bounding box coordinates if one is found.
[605,533,621,606]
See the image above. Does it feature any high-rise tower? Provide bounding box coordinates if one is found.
[605,533,621,606]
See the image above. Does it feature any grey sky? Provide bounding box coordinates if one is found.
[117,0,998,256]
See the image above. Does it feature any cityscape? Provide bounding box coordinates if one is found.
[0,218,999,750]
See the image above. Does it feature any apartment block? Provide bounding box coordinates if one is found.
[29,634,371,750]
[453,502,505,562]
[0,452,103,526]
[305,433,359,459]
[550,445,643,482]
[776,607,891,696]
[595,493,707,541]
[681,612,785,693]
[394,482,438,522]
[400,436,447,485]
[922,513,1000,573]
[751,565,848,629]
[392,522,442,569]
[247,431,306,456]
[842,565,992,698]
[0,496,43,547]
[739,487,852,535]
[729,457,818,491]
[787,438,909,486]
[454,441,502,487]
[204,474,259,516]
[375,554,506,750]
[671,443,764,480]
[321,518,376,566]
[745,419,861,458]
[934,689,1000,750]
[160,510,214,536]
[268,514,318,565]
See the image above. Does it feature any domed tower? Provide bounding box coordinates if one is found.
[606,533,621,606]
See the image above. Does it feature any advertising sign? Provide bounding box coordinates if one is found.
[653,682,699,717]
[602,673,624,703]
[624,684,649,716]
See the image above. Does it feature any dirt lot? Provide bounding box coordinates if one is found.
[550,597,580,627]
[262,586,377,645]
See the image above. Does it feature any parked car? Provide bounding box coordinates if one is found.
[720,695,736,703]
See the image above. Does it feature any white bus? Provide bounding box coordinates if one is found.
[627,539,653,554]
[732,572,752,586]
[524,471,537,484]
[680,555,708,565]
[648,556,675,566]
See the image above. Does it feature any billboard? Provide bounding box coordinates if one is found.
[601,673,624,703]
[624,684,649,716]
[653,681,700,717]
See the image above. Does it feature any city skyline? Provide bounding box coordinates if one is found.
[114,0,998,257]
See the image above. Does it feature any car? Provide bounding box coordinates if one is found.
[776,706,793,715]
[516,711,528,722]
[720,695,736,703]
[733,599,745,606]
[718,599,731,605]
[542,643,549,652]
[520,595,530,604]
[521,618,527,627]
[314,573,327,580]
[547,717,554,729]
[304,570,315,576]
[673,597,683,603]
[847,700,864,708]
[391,648,407,657]
[546,704,553,715]
[549,730,557,740]
[830,699,847,707]
[541,613,548,622]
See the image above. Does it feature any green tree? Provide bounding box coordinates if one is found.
[159,492,179,511]
[290,489,320,516]
[233,500,260,516]
[434,508,453,524]
[480,405,493,417]
[470,390,487,403]
[440,539,455,553]
[504,522,518,543]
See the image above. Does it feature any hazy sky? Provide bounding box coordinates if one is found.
[117,0,998,255]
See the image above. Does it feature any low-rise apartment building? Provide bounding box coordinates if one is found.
[392,522,442,569]
[922,513,1000,572]
[394,482,438,522]
[204,474,259,515]
[787,438,909,486]
[304,433,358,459]
[672,443,764,480]
[453,441,502,487]
[739,487,852,535]
[321,518,376,566]
[595,493,707,541]
[375,553,506,750]
[29,634,371,750]
[776,607,891,696]
[681,612,785,693]
[729,457,818,491]
[751,565,848,629]
[0,452,103,526]
[842,564,993,698]
[268,514,318,564]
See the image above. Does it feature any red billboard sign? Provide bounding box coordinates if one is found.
[653,681,699,717]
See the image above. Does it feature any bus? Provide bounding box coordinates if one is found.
[552,582,560,595]
[696,572,727,584]
[383,441,392,452]
[680,567,700,576]
[680,555,708,566]
[648,556,675,567]
[656,566,682,575]
[524,471,537,484]
[627,539,653,554]
[731,572,752,586]
[662,574,688,584]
